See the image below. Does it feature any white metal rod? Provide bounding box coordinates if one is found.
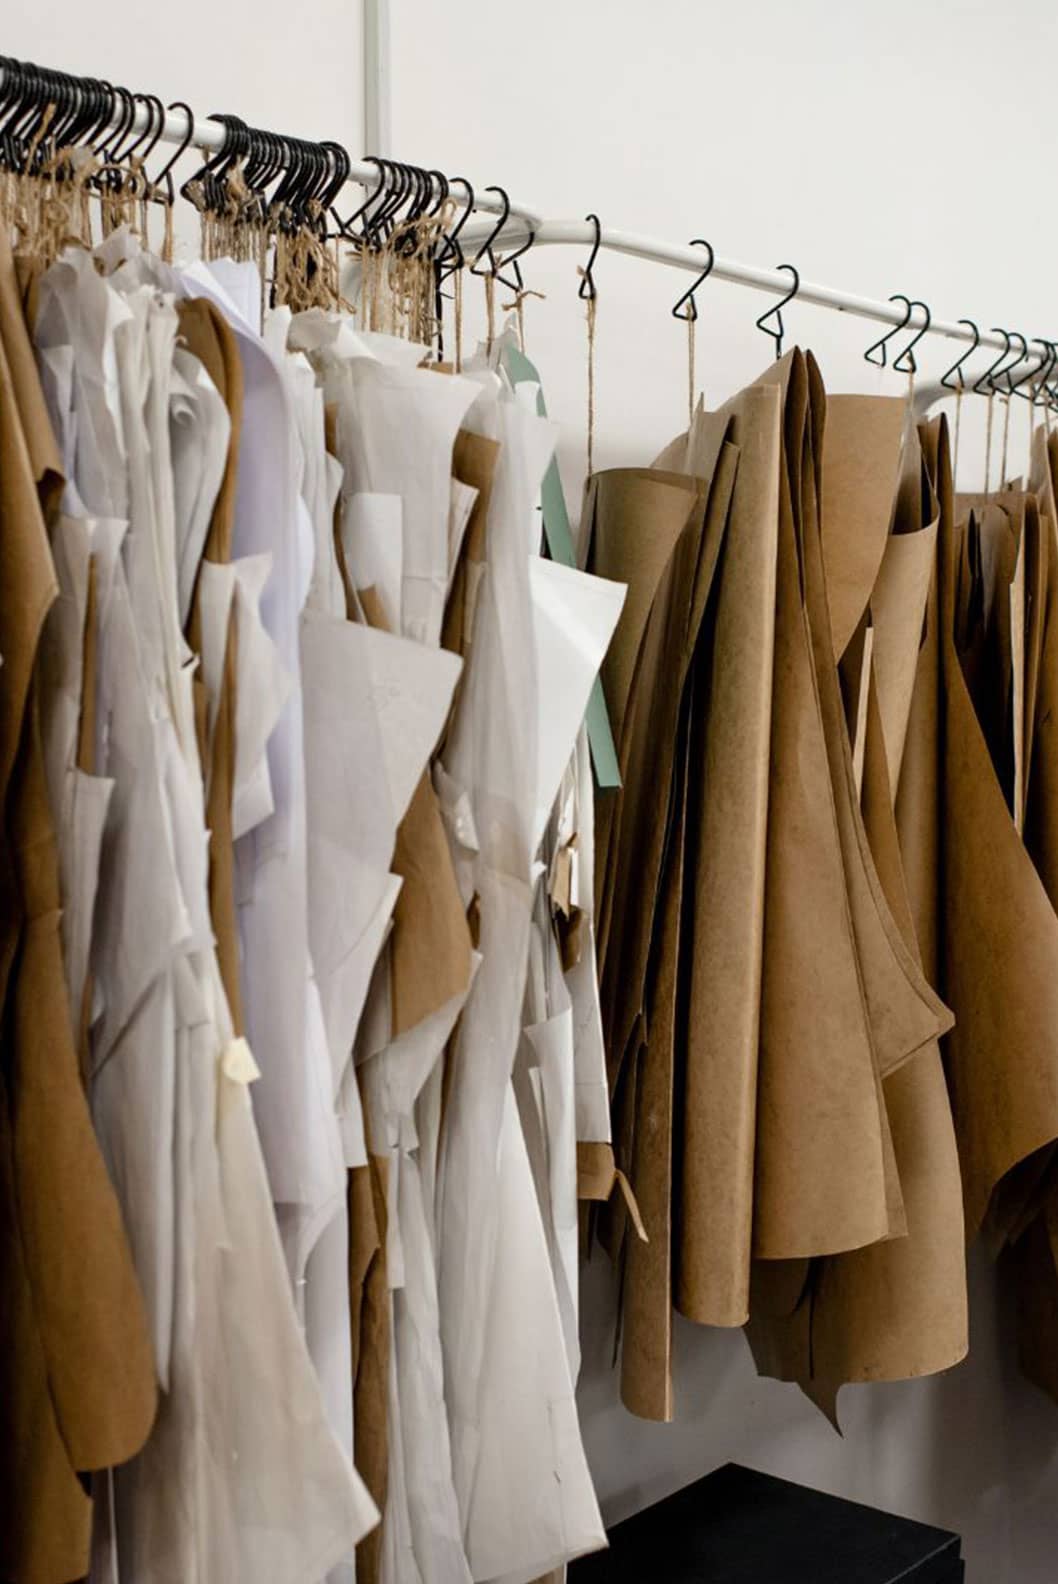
[457,215,1034,355]
[0,59,1043,357]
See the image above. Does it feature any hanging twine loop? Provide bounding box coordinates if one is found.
[453,266,464,371]
[3,103,102,268]
[484,268,496,356]
[501,283,545,353]
[974,328,1020,495]
[356,192,451,341]
[671,239,714,428]
[1000,387,1012,489]
[583,290,597,477]
[940,320,982,496]
[487,216,540,352]
[466,183,513,361]
[984,390,995,495]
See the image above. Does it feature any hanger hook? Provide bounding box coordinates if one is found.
[183,107,242,212]
[33,67,72,155]
[316,139,351,218]
[427,168,449,218]
[1014,338,1052,405]
[154,100,197,198]
[672,238,715,322]
[356,155,388,246]
[332,152,383,242]
[864,293,914,369]
[365,156,401,247]
[404,161,431,227]
[95,80,133,158]
[140,94,170,170]
[436,175,474,279]
[892,298,931,374]
[975,327,1013,394]
[359,155,389,245]
[419,165,440,222]
[1031,338,1058,407]
[1004,330,1035,398]
[1042,341,1058,406]
[470,184,511,275]
[493,223,535,294]
[579,213,602,301]
[940,319,980,391]
[755,263,799,359]
[125,92,158,166]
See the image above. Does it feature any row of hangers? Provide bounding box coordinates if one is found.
[0,55,448,248]
[441,203,1058,411]
[2,53,1055,408]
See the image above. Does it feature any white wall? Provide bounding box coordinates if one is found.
[391,0,1056,507]
[388,4,1058,1582]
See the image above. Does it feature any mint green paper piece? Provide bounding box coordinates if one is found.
[502,343,621,788]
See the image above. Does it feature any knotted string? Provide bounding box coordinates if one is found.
[1000,390,1012,489]
[501,283,545,353]
[582,283,597,477]
[484,269,496,357]
[984,391,995,495]
[453,267,464,372]
[357,204,451,339]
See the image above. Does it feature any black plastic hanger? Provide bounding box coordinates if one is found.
[152,100,196,204]
[893,298,931,374]
[426,168,449,218]
[940,319,980,391]
[672,238,715,322]
[974,327,1014,394]
[578,213,602,301]
[1012,338,1055,405]
[756,264,799,359]
[329,153,381,243]
[470,184,512,277]
[436,175,474,281]
[1002,330,1034,397]
[864,293,914,368]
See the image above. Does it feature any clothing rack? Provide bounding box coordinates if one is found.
[0,52,1048,368]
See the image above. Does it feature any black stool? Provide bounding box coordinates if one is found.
[571,1463,964,1582]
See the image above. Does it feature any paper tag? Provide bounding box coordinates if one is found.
[434,763,480,852]
[615,1168,649,1244]
[221,1036,261,1085]
[501,342,621,789]
[550,844,574,917]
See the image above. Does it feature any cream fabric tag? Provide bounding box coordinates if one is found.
[222,1036,262,1085]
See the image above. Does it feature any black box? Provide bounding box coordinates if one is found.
[570,1463,964,1583]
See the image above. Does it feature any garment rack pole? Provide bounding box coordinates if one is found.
[0,57,1038,359]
